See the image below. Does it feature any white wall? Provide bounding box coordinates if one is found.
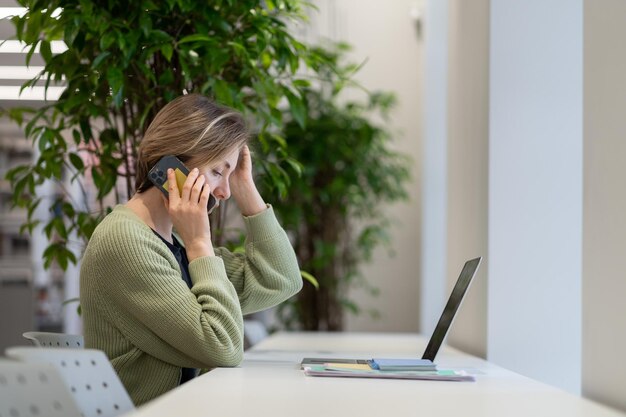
[306,0,424,332]
[488,0,583,394]
[583,0,626,411]
[445,0,489,359]
[340,0,423,332]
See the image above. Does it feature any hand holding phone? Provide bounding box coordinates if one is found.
[148,155,217,213]
[168,166,215,259]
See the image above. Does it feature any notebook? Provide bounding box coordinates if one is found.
[300,257,482,368]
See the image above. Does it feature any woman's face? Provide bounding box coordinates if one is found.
[196,147,240,205]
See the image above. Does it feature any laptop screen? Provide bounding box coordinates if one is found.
[421,257,482,361]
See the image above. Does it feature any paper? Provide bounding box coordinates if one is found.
[323,363,373,371]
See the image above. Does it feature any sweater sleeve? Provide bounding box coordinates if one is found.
[82,216,243,369]
[214,205,303,315]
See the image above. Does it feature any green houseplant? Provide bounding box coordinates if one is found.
[3,0,324,269]
[269,46,411,330]
[3,2,410,332]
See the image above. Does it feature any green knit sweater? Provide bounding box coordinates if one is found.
[79,205,302,405]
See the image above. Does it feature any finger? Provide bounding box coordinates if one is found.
[190,173,206,203]
[239,145,250,165]
[199,181,213,207]
[181,167,199,201]
[236,145,252,176]
[166,169,181,205]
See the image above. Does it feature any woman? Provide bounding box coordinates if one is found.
[79,94,302,405]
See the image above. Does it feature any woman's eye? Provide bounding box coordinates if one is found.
[212,170,223,177]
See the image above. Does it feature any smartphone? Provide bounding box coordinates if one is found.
[148,155,218,213]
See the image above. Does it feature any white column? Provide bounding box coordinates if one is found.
[31,180,53,289]
[582,0,626,411]
[444,0,489,359]
[63,158,87,334]
[420,0,449,336]
[488,0,583,394]
[63,242,82,334]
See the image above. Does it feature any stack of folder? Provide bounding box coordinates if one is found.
[302,358,474,382]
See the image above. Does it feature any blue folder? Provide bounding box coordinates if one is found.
[370,358,436,371]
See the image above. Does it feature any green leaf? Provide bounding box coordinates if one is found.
[37,128,50,153]
[62,297,82,316]
[161,43,173,61]
[228,41,246,57]
[43,243,77,271]
[25,42,37,67]
[39,40,52,62]
[61,297,80,307]
[284,157,303,177]
[213,79,233,106]
[92,51,111,69]
[270,133,287,148]
[178,34,212,44]
[107,67,124,107]
[107,67,124,92]
[100,128,119,145]
[301,271,319,289]
[139,13,152,37]
[69,153,84,171]
[158,69,174,85]
[20,220,41,235]
[149,30,172,43]
[79,118,93,141]
[288,52,300,73]
[284,89,306,129]
[100,31,116,50]
[71,129,81,145]
[293,79,311,88]
[4,165,29,181]
[261,51,272,69]
[340,299,360,315]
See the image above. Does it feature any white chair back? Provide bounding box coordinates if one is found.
[0,359,83,417]
[5,347,135,417]
[23,331,85,348]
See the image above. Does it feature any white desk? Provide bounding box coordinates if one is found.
[126,332,625,417]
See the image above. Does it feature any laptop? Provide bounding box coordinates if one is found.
[301,256,482,367]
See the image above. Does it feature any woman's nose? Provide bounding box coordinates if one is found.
[212,180,231,201]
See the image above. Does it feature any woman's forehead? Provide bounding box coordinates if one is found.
[221,147,241,169]
[194,147,240,170]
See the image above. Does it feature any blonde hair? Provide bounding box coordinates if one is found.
[135,94,249,192]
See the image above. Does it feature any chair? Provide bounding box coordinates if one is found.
[22,331,85,348]
[5,347,135,417]
[0,359,83,417]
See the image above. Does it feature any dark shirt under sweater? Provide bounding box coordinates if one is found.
[151,230,198,385]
